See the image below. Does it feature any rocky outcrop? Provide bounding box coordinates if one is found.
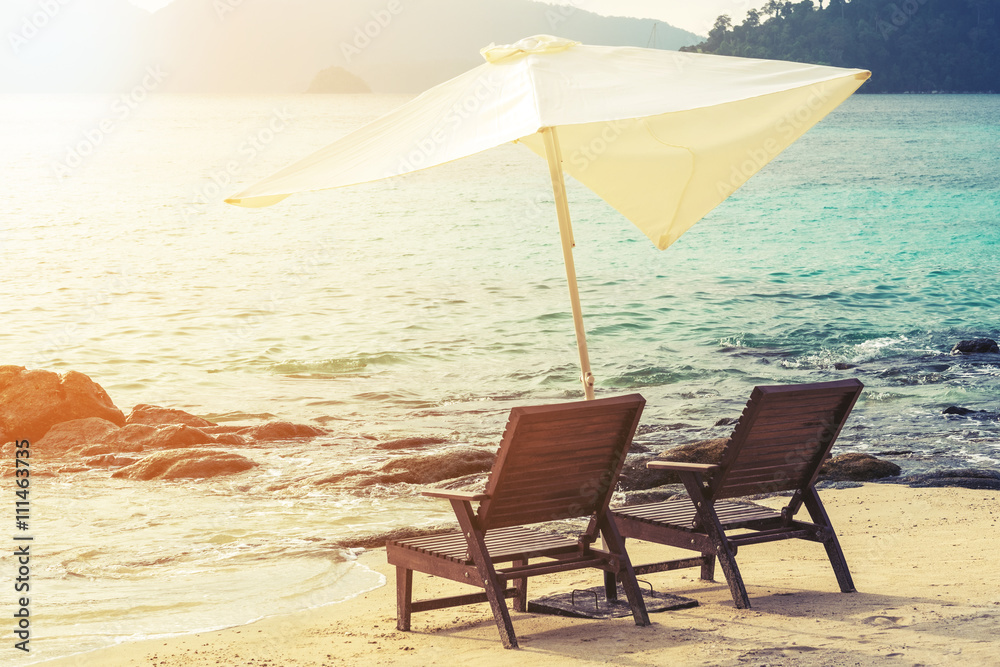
[212,433,249,446]
[317,447,495,488]
[942,406,997,419]
[140,424,217,449]
[819,452,901,481]
[15,393,328,464]
[34,417,122,455]
[376,436,449,450]
[305,66,371,93]
[896,469,1000,490]
[951,338,999,355]
[111,449,257,481]
[0,366,125,443]
[619,438,728,491]
[617,439,902,493]
[35,419,219,457]
[101,424,160,452]
[237,421,327,441]
[126,404,216,428]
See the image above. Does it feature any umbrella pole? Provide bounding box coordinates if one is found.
[541,126,595,400]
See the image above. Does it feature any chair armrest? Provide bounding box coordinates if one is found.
[421,489,490,501]
[646,461,720,474]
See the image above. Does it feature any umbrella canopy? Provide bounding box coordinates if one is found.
[227,35,870,397]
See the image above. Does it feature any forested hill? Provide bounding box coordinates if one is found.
[682,0,999,93]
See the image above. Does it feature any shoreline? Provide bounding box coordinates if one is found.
[36,483,1000,666]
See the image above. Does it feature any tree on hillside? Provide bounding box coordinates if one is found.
[680,0,1000,93]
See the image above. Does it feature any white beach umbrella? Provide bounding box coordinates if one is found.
[227,35,870,399]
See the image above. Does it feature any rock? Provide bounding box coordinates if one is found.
[126,404,216,428]
[238,421,327,441]
[375,447,495,485]
[305,66,371,93]
[142,424,217,449]
[83,454,141,467]
[619,438,729,491]
[111,449,258,480]
[898,469,1000,490]
[34,417,121,456]
[316,447,495,487]
[59,423,216,457]
[950,338,999,355]
[942,406,984,416]
[618,488,683,506]
[199,425,249,434]
[72,443,144,457]
[819,452,901,481]
[106,424,159,450]
[618,454,671,491]
[376,436,449,450]
[0,366,125,443]
[212,433,249,446]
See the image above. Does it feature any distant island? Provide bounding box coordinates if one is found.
[306,66,371,94]
[684,0,999,93]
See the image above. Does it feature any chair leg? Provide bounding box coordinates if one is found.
[604,536,620,602]
[599,516,650,627]
[801,487,856,593]
[480,566,518,648]
[512,559,528,612]
[396,566,413,631]
[700,553,716,581]
[604,569,619,602]
[450,499,519,649]
[679,472,752,609]
[714,543,752,609]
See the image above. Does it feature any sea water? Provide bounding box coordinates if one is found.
[1,93,998,661]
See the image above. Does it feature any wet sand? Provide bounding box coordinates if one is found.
[38,483,1000,666]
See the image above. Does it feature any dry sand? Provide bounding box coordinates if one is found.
[38,483,1000,666]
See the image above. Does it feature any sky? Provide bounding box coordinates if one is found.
[126,0,174,11]
[121,0,757,36]
[2,0,763,93]
[540,0,760,35]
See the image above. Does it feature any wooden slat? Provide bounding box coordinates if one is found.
[498,438,625,461]
[613,500,779,530]
[479,395,641,531]
[388,526,579,564]
[723,465,813,482]
[724,451,816,469]
[741,426,836,445]
[499,452,619,476]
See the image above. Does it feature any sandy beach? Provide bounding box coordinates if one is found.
[37,482,999,666]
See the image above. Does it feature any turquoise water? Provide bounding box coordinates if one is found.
[2,93,999,660]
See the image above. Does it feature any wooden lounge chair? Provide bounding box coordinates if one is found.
[386,394,651,649]
[609,379,863,609]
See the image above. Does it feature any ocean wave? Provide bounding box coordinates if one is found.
[604,365,700,388]
[268,353,408,376]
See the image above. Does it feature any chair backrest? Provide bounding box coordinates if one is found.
[478,394,645,531]
[710,379,863,501]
